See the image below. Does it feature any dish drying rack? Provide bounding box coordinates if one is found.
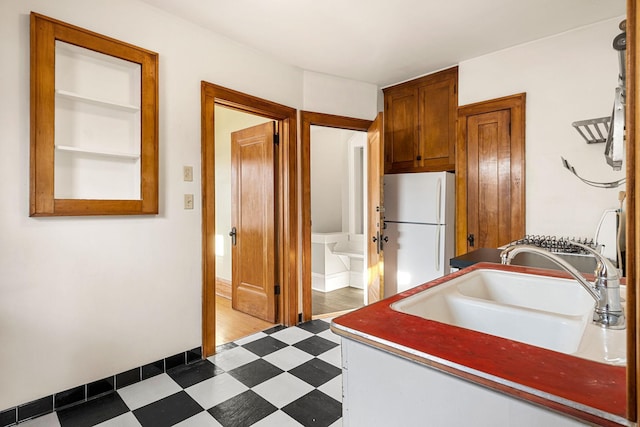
[506,235,600,256]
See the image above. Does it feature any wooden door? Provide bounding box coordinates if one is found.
[367,113,384,303]
[231,121,277,322]
[456,94,526,255]
[383,85,417,173]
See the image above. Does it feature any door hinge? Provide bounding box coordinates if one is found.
[273,134,279,145]
[274,284,281,295]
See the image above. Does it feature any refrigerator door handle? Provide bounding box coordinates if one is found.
[436,178,442,225]
[435,225,441,272]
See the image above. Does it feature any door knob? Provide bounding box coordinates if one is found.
[229,227,237,246]
[467,233,475,247]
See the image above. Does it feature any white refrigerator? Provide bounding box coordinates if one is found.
[383,171,455,298]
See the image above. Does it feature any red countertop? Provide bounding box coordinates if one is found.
[331,262,629,427]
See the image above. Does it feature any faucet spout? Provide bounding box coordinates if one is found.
[500,245,600,301]
[500,244,625,329]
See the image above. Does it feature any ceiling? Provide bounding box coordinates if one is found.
[139,0,626,87]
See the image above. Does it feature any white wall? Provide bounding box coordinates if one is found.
[310,126,351,232]
[0,0,307,410]
[459,17,626,238]
[303,71,379,120]
[214,106,272,282]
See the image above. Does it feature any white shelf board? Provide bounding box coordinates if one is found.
[56,145,140,160]
[55,89,140,112]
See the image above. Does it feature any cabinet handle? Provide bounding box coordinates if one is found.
[416,155,422,161]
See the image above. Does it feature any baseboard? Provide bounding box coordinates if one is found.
[216,277,231,300]
[0,346,202,426]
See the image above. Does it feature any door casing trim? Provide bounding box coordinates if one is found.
[201,82,298,356]
[455,93,526,256]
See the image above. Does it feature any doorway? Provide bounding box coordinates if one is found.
[213,106,278,344]
[300,111,379,320]
[310,125,367,316]
[201,82,298,357]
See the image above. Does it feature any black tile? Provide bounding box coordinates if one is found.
[187,346,202,364]
[17,395,53,422]
[133,391,203,427]
[241,336,288,357]
[57,392,129,427]
[167,359,223,388]
[293,335,339,357]
[228,359,283,388]
[296,319,331,334]
[216,342,238,353]
[87,377,114,399]
[142,359,164,380]
[55,385,86,410]
[1,407,16,427]
[262,324,286,334]
[165,352,186,370]
[289,358,341,388]
[116,367,141,389]
[282,389,342,427]
[208,390,276,427]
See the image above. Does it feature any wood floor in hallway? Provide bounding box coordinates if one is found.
[215,296,276,346]
[215,286,364,346]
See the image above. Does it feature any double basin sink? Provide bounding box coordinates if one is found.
[391,268,626,365]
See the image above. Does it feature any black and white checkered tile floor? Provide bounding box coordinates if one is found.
[21,320,343,427]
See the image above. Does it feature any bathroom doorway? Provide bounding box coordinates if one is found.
[310,125,367,316]
[300,112,375,320]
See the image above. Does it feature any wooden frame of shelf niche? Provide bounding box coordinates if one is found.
[30,12,159,216]
[627,0,638,420]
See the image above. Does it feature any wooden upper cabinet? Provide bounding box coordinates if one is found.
[383,66,458,173]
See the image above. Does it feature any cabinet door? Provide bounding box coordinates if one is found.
[418,71,457,171]
[384,86,418,173]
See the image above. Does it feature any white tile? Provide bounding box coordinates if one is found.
[19,413,61,427]
[317,345,342,367]
[328,418,343,427]
[117,373,182,410]
[251,410,304,427]
[234,331,267,345]
[174,411,224,427]
[270,326,314,345]
[185,372,248,410]
[95,412,142,427]
[207,346,259,372]
[252,372,314,408]
[262,346,314,371]
[317,328,342,344]
[318,376,343,402]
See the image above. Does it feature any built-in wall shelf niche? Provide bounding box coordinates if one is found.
[30,12,159,216]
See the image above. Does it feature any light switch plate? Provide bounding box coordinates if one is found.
[184,194,194,209]
[183,166,193,182]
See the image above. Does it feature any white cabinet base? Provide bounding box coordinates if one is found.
[341,339,587,427]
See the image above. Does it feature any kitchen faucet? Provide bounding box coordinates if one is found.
[500,242,625,329]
